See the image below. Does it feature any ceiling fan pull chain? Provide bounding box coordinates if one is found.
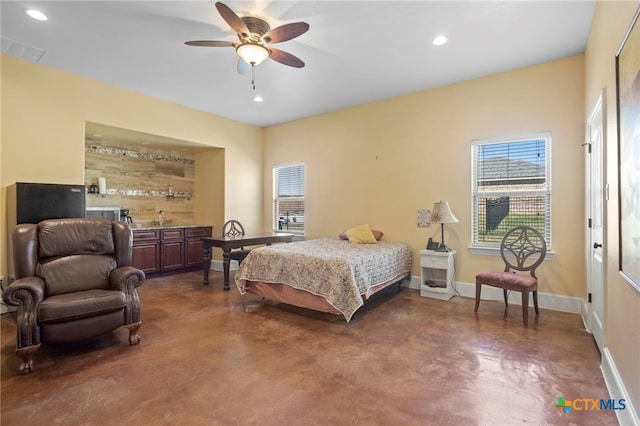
[252,66,256,91]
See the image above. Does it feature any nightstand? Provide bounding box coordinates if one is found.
[419,249,455,300]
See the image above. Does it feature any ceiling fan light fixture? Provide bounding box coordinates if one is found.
[236,43,269,66]
[185,2,307,71]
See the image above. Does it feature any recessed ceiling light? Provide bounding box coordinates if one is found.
[26,9,48,21]
[253,95,264,103]
[432,35,448,46]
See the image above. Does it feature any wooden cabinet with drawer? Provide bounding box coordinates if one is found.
[185,226,213,268]
[132,229,161,274]
[132,226,212,275]
[160,228,185,271]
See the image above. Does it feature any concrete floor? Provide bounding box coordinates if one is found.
[1,270,617,425]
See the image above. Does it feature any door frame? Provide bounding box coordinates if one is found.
[584,90,606,352]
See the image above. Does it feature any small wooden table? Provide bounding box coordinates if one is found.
[202,232,294,290]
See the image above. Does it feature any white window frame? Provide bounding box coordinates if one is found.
[469,133,553,258]
[273,163,305,236]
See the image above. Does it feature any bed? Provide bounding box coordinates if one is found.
[234,238,413,321]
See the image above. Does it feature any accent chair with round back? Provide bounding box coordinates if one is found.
[474,226,547,326]
[3,218,145,374]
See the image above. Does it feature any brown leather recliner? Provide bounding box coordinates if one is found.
[3,218,145,374]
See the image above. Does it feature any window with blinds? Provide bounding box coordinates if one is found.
[471,133,551,249]
[273,164,305,234]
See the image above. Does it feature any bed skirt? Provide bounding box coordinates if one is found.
[244,271,410,318]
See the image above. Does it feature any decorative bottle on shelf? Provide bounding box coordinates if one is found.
[98,177,107,195]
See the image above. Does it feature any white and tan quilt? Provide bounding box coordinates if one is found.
[234,238,412,321]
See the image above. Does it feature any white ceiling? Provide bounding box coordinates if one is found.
[1,1,595,128]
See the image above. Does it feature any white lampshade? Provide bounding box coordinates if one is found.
[236,43,269,66]
[429,201,458,224]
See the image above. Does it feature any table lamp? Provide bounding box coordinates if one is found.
[429,201,458,252]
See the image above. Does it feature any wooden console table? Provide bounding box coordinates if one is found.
[202,232,294,290]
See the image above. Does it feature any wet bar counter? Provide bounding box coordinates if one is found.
[131,225,213,275]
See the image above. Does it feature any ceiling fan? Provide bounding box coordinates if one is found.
[185,1,309,74]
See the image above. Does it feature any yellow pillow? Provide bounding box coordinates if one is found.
[345,224,377,244]
[339,229,384,241]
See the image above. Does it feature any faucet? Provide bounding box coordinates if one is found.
[158,210,165,226]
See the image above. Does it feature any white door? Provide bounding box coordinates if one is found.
[586,92,605,352]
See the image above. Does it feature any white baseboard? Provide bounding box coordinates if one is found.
[581,299,591,332]
[209,259,239,272]
[405,275,582,314]
[601,347,640,426]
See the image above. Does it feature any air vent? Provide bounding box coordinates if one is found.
[1,37,46,63]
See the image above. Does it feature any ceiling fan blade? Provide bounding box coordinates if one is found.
[237,58,251,74]
[215,2,250,38]
[269,48,305,68]
[185,40,235,47]
[262,22,309,44]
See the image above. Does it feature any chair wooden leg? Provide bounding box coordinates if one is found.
[521,291,529,326]
[533,290,539,315]
[474,282,481,312]
[125,321,142,346]
[16,344,41,375]
[503,289,509,308]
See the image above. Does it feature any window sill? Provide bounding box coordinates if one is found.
[273,230,305,241]
[468,245,555,260]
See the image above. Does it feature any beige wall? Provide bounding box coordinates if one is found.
[586,0,640,413]
[195,149,225,235]
[0,54,264,276]
[264,55,586,297]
